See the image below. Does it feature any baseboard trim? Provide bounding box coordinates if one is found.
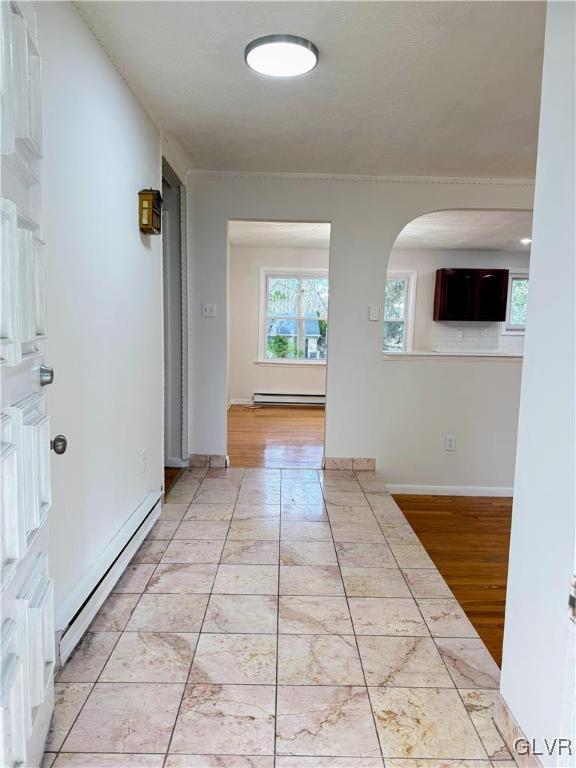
[386,483,514,497]
[56,491,161,662]
[230,399,253,405]
[165,457,189,468]
[493,693,543,768]
[189,454,228,468]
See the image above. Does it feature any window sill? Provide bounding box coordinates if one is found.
[255,359,327,367]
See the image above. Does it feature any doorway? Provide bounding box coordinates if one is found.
[162,160,188,488]
[226,221,331,468]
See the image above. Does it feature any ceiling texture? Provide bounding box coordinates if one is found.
[78,1,545,178]
[228,210,533,251]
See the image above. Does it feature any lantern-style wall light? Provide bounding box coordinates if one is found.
[138,188,162,234]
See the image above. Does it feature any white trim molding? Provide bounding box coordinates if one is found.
[386,483,513,497]
[382,352,523,362]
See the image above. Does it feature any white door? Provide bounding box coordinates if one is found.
[1,3,55,766]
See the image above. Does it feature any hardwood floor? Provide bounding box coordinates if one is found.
[227,404,325,468]
[395,494,512,666]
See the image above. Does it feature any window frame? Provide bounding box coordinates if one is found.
[502,271,529,335]
[258,267,329,365]
[383,270,417,353]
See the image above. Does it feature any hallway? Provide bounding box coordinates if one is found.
[46,468,507,765]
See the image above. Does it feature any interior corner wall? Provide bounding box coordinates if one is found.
[38,2,164,620]
[500,2,576,761]
[186,172,533,484]
[228,246,329,402]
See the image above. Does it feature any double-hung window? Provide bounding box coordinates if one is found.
[260,269,329,362]
[383,271,417,352]
[503,273,529,332]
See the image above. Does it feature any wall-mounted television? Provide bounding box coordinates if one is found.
[433,268,509,322]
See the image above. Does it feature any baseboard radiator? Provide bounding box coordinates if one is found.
[253,392,326,406]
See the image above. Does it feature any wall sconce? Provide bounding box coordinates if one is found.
[138,188,162,234]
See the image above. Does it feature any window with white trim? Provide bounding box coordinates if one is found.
[383,271,417,352]
[504,274,529,332]
[260,270,329,361]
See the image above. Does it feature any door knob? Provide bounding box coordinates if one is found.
[40,364,54,387]
[51,435,68,455]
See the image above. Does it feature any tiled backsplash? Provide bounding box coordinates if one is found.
[431,322,524,355]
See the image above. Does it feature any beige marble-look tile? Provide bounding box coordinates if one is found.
[165,489,198,504]
[213,564,278,595]
[279,565,344,596]
[203,594,278,633]
[319,477,362,491]
[280,521,332,541]
[460,690,511,760]
[402,569,454,598]
[112,564,156,593]
[165,757,274,768]
[418,599,479,638]
[349,597,429,636]
[357,636,453,687]
[171,683,275,755]
[384,761,492,768]
[278,634,364,685]
[126,594,208,632]
[372,506,409,524]
[162,539,224,564]
[276,685,381,757]
[280,541,337,566]
[131,539,169,565]
[147,521,180,540]
[158,503,188,522]
[174,520,230,539]
[228,518,280,541]
[379,522,421,544]
[355,473,389,491]
[237,487,281,505]
[100,632,198,683]
[365,492,399,509]
[220,540,279,565]
[240,478,281,491]
[53,756,164,767]
[353,458,376,471]
[323,490,369,507]
[193,488,239,504]
[42,754,57,768]
[389,544,436,569]
[319,469,357,482]
[184,503,235,521]
[336,541,396,567]
[188,633,277,684]
[322,458,353,470]
[369,687,487,759]
[436,638,500,689]
[206,467,244,479]
[341,566,410,598]
[282,483,324,501]
[46,682,93,750]
[145,563,217,593]
[277,759,383,768]
[57,632,120,683]
[246,468,281,479]
[280,504,328,521]
[90,594,140,632]
[62,682,184,753]
[326,506,378,524]
[279,596,353,635]
[233,503,280,519]
[330,522,386,543]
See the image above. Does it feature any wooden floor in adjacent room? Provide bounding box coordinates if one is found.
[395,494,513,666]
[227,404,325,468]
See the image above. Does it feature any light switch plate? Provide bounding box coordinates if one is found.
[368,305,380,321]
[201,303,217,318]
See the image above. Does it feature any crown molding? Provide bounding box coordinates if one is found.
[187,169,535,188]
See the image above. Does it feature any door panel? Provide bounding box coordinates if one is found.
[1,3,54,766]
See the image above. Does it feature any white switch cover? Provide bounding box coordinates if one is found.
[368,305,380,321]
[201,303,217,318]
[445,434,457,451]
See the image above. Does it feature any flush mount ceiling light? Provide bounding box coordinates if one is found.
[244,35,318,78]
[520,238,532,245]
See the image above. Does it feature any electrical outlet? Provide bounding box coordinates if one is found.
[445,434,456,452]
[201,303,217,318]
[141,449,148,473]
[368,305,380,322]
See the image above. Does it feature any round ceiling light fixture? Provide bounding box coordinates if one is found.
[244,34,318,78]
[520,238,532,245]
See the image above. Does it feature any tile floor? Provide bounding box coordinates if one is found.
[44,469,510,768]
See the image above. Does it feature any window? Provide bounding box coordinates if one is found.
[504,274,529,332]
[260,270,329,362]
[383,271,416,352]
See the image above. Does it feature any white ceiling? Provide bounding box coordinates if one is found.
[78,1,545,177]
[229,210,533,251]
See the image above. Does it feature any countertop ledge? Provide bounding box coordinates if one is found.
[383,351,523,362]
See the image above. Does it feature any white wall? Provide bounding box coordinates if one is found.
[38,2,164,623]
[229,246,328,402]
[187,171,533,493]
[500,2,575,762]
[388,249,529,354]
